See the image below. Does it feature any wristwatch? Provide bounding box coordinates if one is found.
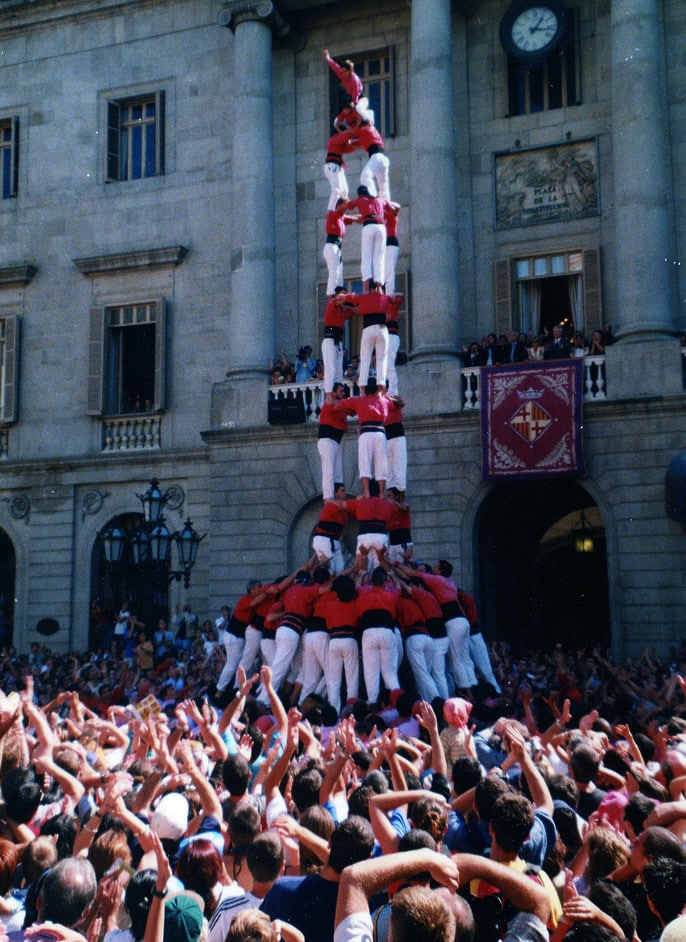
[152,887,167,899]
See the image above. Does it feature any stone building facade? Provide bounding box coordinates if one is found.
[0,0,683,658]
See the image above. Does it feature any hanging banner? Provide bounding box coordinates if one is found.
[481,360,584,481]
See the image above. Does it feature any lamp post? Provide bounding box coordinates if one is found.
[100,479,205,589]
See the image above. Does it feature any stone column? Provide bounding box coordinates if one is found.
[212,2,286,427]
[409,0,460,363]
[606,0,681,396]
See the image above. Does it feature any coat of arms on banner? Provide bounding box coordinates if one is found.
[480,360,584,481]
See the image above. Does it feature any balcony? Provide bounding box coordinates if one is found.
[461,356,607,410]
[267,351,686,423]
[102,414,162,450]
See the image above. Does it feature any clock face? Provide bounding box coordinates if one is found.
[500,0,569,62]
[511,6,559,52]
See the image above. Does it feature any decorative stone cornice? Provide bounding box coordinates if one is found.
[72,245,188,275]
[217,1,290,37]
[0,264,37,287]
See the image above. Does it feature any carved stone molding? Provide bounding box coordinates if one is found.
[217,1,289,36]
[73,245,189,275]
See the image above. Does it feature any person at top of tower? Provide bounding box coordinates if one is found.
[323,49,363,103]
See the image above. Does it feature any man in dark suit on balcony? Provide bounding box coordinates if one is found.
[507,330,529,363]
[544,324,572,359]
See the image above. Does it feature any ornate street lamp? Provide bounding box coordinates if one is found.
[100,479,205,587]
[100,525,125,563]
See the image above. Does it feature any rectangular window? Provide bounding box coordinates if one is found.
[329,47,395,138]
[87,300,166,415]
[507,9,580,116]
[0,315,19,424]
[497,248,601,337]
[0,118,19,199]
[106,92,165,182]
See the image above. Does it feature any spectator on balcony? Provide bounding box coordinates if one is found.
[589,329,606,356]
[295,347,317,383]
[506,331,528,363]
[572,332,589,357]
[528,336,545,361]
[544,325,572,359]
[480,333,505,366]
[460,342,483,368]
[497,334,511,363]
[344,356,360,383]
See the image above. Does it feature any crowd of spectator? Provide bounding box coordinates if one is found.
[0,617,684,942]
[459,325,615,368]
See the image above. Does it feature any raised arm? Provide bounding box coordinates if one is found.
[335,849,459,931]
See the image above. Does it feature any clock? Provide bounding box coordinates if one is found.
[500,0,569,63]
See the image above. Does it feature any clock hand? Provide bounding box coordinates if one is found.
[529,15,544,33]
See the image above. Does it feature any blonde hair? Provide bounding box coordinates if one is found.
[225,909,275,942]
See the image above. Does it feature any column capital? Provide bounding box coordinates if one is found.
[217,1,289,36]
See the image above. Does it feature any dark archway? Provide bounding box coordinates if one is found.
[476,479,609,652]
[89,512,170,652]
[0,529,15,649]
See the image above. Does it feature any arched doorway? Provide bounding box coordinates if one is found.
[0,529,15,649]
[89,512,170,651]
[476,479,609,652]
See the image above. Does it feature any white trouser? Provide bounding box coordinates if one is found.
[324,161,349,211]
[386,435,407,491]
[388,542,413,564]
[323,241,343,295]
[359,323,388,388]
[469,632,502,692]
[384,243,399,294]
[216,633,245,692]
[317,437,343,500]
[258,625,300,703]
[312,534,346,575]
[445,616,477,690]
[321,336,344,393]
[356,533,389,575]
[327,637,360,714]
[298,632,330,704]
[362,627,399,704]
[386,332,400,396]
[357,430,388,482]
[431,635,451,700]
[361,152,390,200]
[259,635,276,670]
[238,625,262,676]
[405,634,440,703]
[360,223,386,284]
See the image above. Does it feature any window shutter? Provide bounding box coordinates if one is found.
[388,44,396,138]
[155,90,165,175]
[106,101,121,182]
[494,258,513,336]
[9,117,18,198]
[0,315,19,424]
[395,270,408,352]
[583,248,602,329]
[153,298,166,411]
[87,307,105,415]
